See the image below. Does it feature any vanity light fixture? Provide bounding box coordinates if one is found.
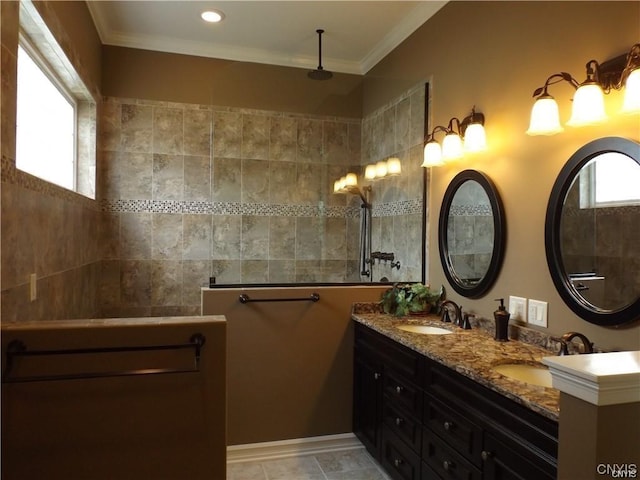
[422,107,487,167]
[333,157,402,203]
[527,43,640,136]
[200,10,224,23]
[333,173,371,206]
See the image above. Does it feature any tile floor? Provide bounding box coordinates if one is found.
[227,448,392,480]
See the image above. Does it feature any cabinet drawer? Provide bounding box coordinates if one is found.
[384,371,422,418]
[383,400,421,453]
[483,432,556,480]
[424,393,482,466]
[381,426,421,480]
[424,359,558,461]
[355,324,422,383]
[422,430,482,480]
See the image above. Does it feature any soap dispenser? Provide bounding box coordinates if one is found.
[494,298,510,342]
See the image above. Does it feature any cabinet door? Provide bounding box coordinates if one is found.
[482,433,556,480]
[353,354,383,456]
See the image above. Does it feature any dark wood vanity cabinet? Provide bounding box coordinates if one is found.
[353,323,558,480]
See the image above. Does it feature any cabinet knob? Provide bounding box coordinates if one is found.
[395,385,404,394]
[482,450,494,461]
[395,417,404,426]
[443,460,454,471]
[443,421,453,431]
[374,372,381,380]
[393,458,404,468]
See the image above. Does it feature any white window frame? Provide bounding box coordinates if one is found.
[17,32,78,191]
[579,154,640,209]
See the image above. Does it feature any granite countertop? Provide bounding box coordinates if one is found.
[352,306,560,421]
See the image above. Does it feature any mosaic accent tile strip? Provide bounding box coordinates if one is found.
[373,198,423,217]
[101,199,363,218]
[449,204,492,216]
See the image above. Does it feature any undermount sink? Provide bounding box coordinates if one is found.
[395,324,453,335]
[493,363,553,388]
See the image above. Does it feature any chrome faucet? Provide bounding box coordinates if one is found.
[441,300,470,329]
[558,331,594,355]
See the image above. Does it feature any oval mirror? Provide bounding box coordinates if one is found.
[545,136,640,326]
[438,170,506,298]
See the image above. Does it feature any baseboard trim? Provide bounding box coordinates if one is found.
[227,433,364,464]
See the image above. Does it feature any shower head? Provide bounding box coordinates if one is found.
[308,29,333,80]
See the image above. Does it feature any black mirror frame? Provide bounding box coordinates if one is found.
[545,136,640,326]
[438,169,506,298]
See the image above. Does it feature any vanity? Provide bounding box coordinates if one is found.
[352,307,559,480]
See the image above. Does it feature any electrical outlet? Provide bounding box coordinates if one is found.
[29,273,37,301]
[509,296,527,322]
[528,299,548,327]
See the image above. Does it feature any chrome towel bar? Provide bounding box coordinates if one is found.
[1,333,206,384]
[239,293,320,304]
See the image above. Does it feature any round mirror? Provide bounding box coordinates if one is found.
[545,136,640,326]
[438,170,506,298]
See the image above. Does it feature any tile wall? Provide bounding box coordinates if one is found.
[97,84,426,317]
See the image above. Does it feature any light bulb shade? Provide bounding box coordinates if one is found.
[375,161,388,178]
[442,133,463,161]
[567,83,607,126]
[622,68,640,114]
[386,157,402,175]
[333,180,342,193]
[344,172,358,187]
[364,164,377,180]
[338,176,347,191]
[463,123,487,152]
[526,96,563,136]
[422,141,444,167]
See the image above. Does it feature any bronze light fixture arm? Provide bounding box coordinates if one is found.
[532,72,579,98]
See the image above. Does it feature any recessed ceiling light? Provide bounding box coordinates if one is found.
[201,10,224,23]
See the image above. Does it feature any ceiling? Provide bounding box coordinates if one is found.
[87,1,447,75]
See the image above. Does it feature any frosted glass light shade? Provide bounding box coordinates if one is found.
[463,123,487,152]
[386,157,401,175]
[344,172,358,187]
[567,83,607,126]
[526,96,563,136]
[375,161,388,178]
[622,68,640,114]
[442,133,463,161]
[422,141,444,167]
[364,164,377,180]
[333,180,342,193]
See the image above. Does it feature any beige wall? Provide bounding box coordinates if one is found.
[202,285,388,445]
[364,1,640,351]
[102,46,364,118]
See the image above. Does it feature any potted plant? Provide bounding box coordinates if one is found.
[380,283,444,317]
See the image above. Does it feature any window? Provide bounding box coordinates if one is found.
[579,152,640,208]
[17,40,77,191]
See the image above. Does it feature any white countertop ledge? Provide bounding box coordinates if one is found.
[542,351,640,406]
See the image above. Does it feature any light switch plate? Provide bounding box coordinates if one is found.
[528,299,548,327]
[509,296,527,322]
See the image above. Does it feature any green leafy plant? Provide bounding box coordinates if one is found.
[380,283,444,317]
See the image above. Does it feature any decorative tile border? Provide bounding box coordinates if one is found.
[373,198,423,217]
[449,204,492,216]
[101,197,423,218]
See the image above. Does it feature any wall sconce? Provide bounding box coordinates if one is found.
[363,157,402,180]
[421,107,487,168]
[527,43,640,136]
[333,172,371,206]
